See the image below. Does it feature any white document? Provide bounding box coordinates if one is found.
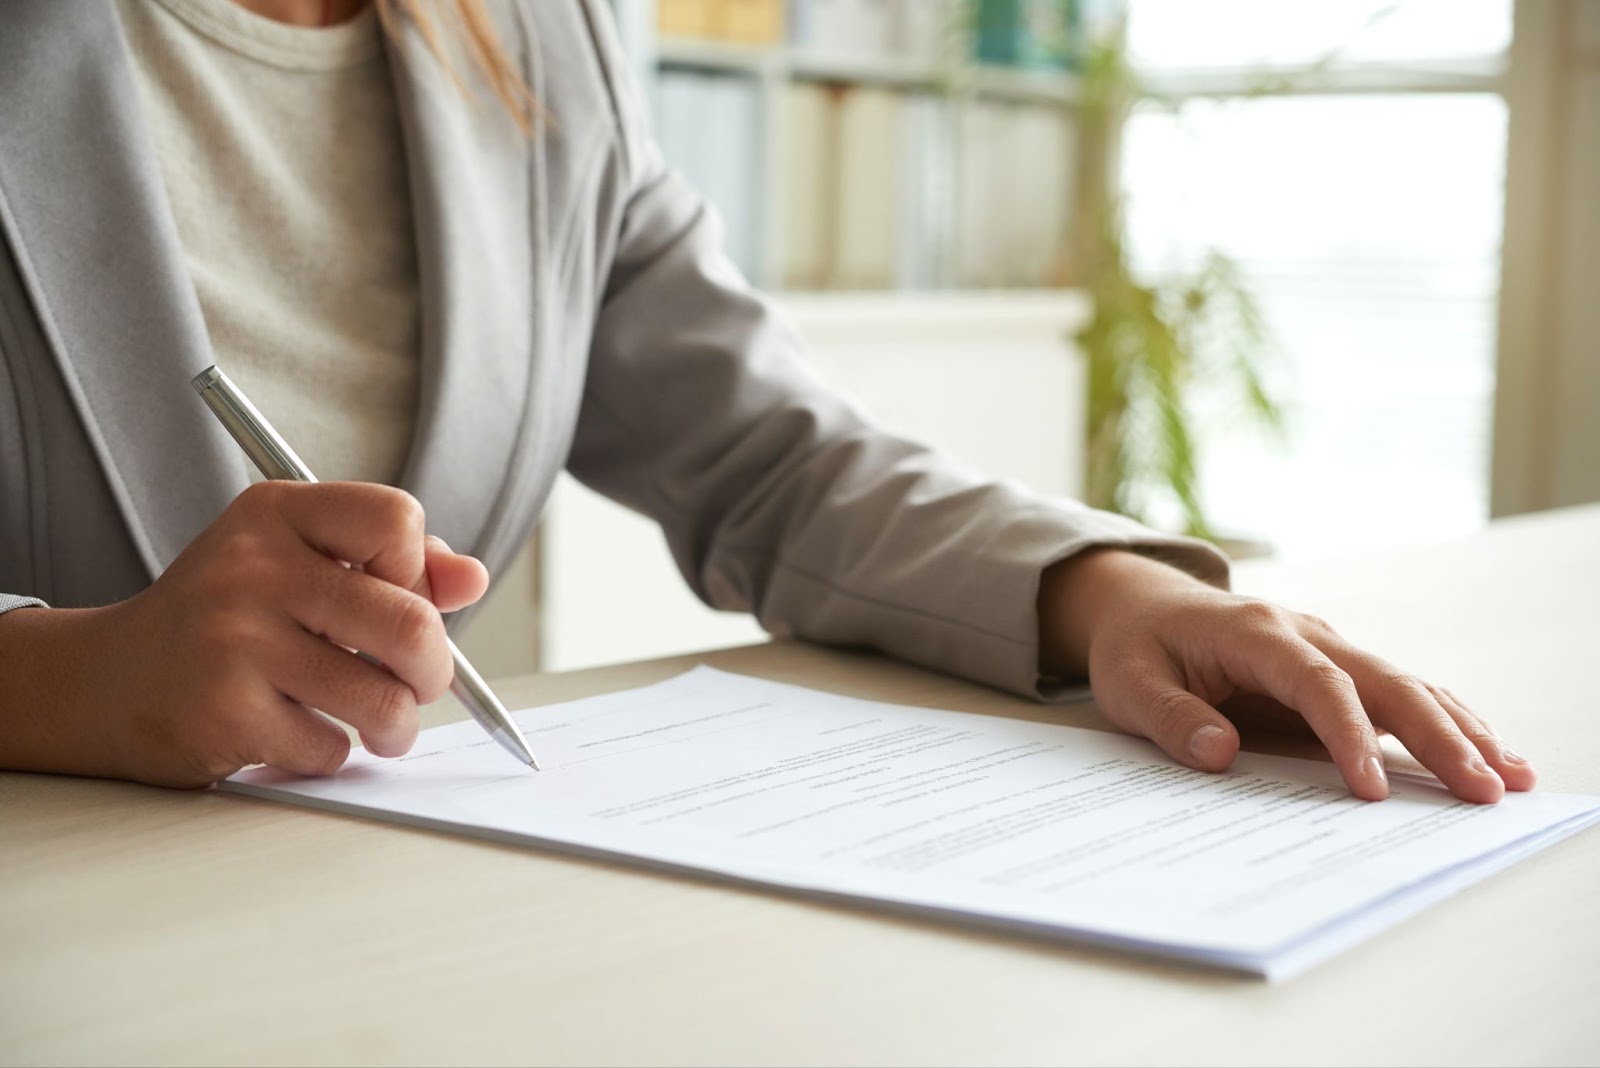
[226,668,1600,980]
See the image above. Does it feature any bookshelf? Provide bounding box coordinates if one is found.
[654,35,1082,104]
[613,0,1086,292]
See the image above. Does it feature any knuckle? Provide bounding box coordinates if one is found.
[1379,669,1431,701]
[234,479,280,510]
[225,525,273,566]
[311,731,352,776]
[378,488,427,540]
[1296,612,1335,637]
[218,533,279,590]
[418,644,455,704]
[235,479,297,524]
[1302,658,1353,693]
[1235,598,1287,630]
[1429,682,1474,715]
[199,607,270,663]
[1419,732,1475,770]
[1145,688,1201,737]
[366,678,418,735]
[1462,708,1502,742]
[193,532,289,608]
[391,593,442,652]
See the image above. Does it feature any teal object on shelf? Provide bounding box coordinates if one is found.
[974,0,1082,71]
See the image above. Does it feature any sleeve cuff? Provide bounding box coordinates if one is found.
[0,594,47,616]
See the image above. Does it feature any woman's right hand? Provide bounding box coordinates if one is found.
[0,481,488,787]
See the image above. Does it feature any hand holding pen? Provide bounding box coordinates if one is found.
[193,366,540,771]
[0,479,488,786]
[0,367,536,788]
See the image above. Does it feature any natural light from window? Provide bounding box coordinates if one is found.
[1121,0,1511,560]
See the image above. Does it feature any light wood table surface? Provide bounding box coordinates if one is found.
[4,506,1599,1066]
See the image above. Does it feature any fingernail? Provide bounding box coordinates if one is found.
[1470,755,1494,776]
[1188,724,1227,763]
[1364,754,1388,788]
[1500,747,1526,765]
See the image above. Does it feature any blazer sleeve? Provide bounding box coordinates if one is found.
[0,594,45,615]
[565,0,1231,700]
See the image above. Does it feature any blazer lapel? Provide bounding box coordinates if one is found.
[0,3,547,579]
[384,11,541,559]
[0,1,251,582]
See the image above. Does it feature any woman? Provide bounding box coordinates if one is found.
[0,0,1532,802]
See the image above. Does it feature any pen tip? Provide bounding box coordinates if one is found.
[529,758,542,771]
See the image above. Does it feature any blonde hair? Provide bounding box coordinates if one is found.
[375,0,539,133]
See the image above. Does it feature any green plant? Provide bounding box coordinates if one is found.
[1067,35,1285,541]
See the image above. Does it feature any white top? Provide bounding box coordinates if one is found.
[117,0,420,486]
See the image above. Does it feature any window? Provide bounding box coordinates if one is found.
[1121,0,1511,559]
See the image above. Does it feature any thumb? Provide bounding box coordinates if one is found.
[1096,645,1239,772]
[419,535,490,614]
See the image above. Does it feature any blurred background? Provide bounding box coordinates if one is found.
[458,0,1600,677]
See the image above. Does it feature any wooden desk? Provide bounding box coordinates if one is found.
[4,507,1599,1065]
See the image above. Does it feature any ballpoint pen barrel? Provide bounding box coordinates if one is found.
[448,639,541,769]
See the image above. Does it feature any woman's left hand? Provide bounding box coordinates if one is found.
[1037,548,1537,803]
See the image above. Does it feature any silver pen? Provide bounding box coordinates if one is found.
[191,365,541,771]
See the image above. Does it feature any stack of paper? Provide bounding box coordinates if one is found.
[227,668,1600,980]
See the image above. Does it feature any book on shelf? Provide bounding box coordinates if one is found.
[720,0,787,43]
[973,0,1083,71]
[788,0,896,62]
[777,84,1072,291]
[787,0,959,67]
[781,85,956,291]
[781,82,836,290]
[654,71,764,281]
[893,1,951,67]
[896,92,955,289]
[660,1,1099,73]
[957,99,1075,287]
[658,0,787,45]
[832,87,901,289]
[657,0,713,38]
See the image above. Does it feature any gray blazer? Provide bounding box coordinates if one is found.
[0,0,1225,699]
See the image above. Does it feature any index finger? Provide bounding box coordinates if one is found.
[1308,636,1513,803]
[256,481,429,591]
[1217,620,1389,801]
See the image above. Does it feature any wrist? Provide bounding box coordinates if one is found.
[0,604,124,778]
[1036,548,1204,679]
